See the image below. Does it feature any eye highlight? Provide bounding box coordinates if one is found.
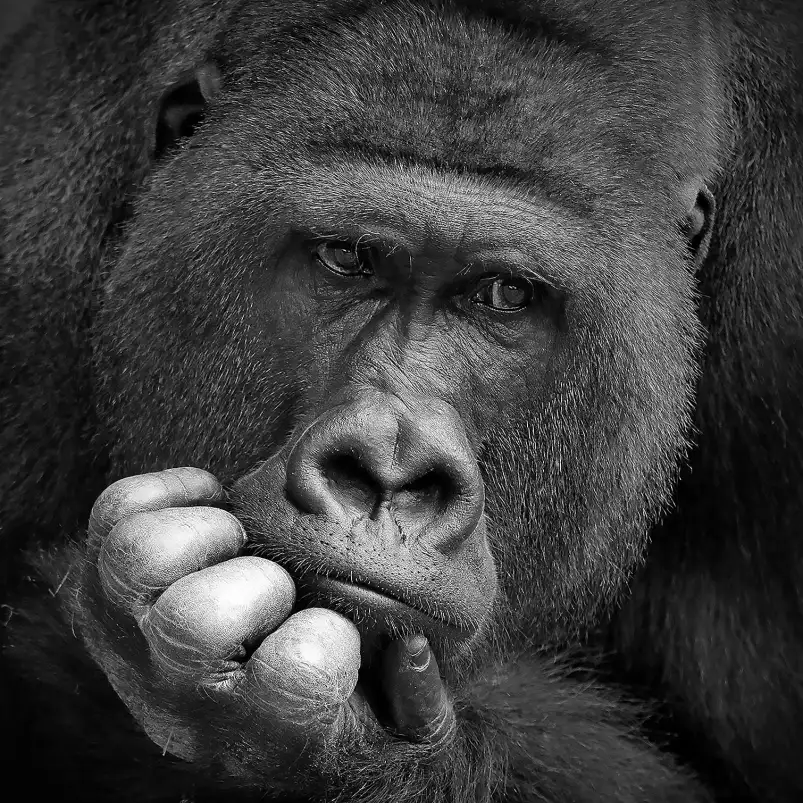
[472,276,535,312]
[315,241,374,277]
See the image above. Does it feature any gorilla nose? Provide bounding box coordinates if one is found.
[285,393,484,550]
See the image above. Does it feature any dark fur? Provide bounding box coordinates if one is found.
[1,1,801,801]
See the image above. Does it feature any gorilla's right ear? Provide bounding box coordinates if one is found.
[154,63,222,159]
[680,178,716,270]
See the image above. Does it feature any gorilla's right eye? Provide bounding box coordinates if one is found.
[472,276,536,313]
[315,242,374,277]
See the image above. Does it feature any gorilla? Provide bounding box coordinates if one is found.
[1,1,801,801]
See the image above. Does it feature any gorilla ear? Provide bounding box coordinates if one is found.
[680,180,716,269]
[154,63,222,159]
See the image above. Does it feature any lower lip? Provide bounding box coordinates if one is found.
[299,574,416,619]
[297,574,429,660]
[297,574,472,647]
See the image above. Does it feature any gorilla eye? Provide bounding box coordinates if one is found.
[472,276,534,312]
[315,242,374,277]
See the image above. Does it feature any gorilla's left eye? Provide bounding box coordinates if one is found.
[315,242,374,277]
[472,276,534,312]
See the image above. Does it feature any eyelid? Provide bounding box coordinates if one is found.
[471,272,532,290]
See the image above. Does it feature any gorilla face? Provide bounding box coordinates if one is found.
[94,3,709,678]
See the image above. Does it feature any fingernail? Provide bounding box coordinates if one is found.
[407,635,430,671]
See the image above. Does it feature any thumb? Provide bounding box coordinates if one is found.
[382,635,455,743]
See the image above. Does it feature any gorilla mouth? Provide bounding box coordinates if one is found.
[295,571,471,647]
[232,456,491,651]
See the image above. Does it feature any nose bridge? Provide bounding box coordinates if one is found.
[333,397,406,491]
[317,391,468,473]
[343,391,476,492]
[340,309,470,419]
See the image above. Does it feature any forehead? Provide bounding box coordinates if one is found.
[225,1,717,211]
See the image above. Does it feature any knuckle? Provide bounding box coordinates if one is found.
[198,557,297,632]
[249,608,360,702]
[139,557,296,675]
[141,600,225,678]
[97,514,152,609]
[88,469,223,540]
[410,693,456,747]
[285,607,362,658]
[238,556,296,597]
[201,556,297,616]
[97,508,247,611]
[97,510,168,607]
[247,655,353,719]
[190,506,248,547]
[105,508,158,547]
[158,467,224,505]
[89,474,174,539]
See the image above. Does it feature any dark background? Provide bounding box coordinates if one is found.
[0,0,37,48]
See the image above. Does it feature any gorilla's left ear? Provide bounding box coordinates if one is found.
[154,63,222,159]
[680,179,716,269]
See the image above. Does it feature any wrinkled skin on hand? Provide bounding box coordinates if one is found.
[78,467,454,789]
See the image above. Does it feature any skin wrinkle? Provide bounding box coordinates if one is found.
[278,160,589,292]
[244,504,485,635]
[143,620,211,665]
[100,507,246,613]
[156,472,190,507]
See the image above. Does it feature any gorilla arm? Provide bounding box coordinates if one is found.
[5,470,710,803]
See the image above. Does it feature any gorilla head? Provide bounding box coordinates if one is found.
[93,2,716,677]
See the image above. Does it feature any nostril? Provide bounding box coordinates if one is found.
[322,453,383,517]
[320,453,455,523]
[395,469,454,518]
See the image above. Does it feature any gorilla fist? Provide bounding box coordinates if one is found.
[76,467,454,789]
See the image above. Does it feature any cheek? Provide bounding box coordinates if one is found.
[460,334,559,434]
[97,260,310,479]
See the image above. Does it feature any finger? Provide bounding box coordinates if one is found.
[246,607,361,732]
[98,506,246,615]
[383,635,454,743]
[89,468,223,541]
[141,556,295,682]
